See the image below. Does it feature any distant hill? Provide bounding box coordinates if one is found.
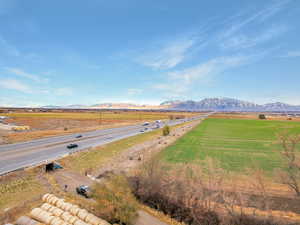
[41,104,87,109]
[160,100,182,106]
[41,105,62,109]
[91,103,168,110]
[39,98,300,111]
[169,98,300,111]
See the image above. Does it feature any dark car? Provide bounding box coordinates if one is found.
[76,185,91,198]
[67,143,78,149]
[142,122,150,126]
[75,134,82,138]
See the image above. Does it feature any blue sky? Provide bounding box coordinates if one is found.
[0,0,299,107]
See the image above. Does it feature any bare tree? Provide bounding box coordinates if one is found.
[277,132,300,196]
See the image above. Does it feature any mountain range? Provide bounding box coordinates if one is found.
[40,98,300,111]
[169,98,300,111]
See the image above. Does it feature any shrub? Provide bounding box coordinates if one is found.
[129,158,293,225]
[92,175,138,225]
[258,114,266,120]
[129,158,222,225]
[226,214,295,225]
[169,115,174,120]
[162,125,170,136]
[276,133,300,196]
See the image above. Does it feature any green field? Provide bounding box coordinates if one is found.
[161,118,300,172]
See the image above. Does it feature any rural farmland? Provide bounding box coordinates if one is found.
[162,118,300,172]
[1,0,300,224]
[0,111,198,144]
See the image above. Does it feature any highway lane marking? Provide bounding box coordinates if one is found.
[0,124,143,152]
[0,127,144,160]
[0,125,145,156]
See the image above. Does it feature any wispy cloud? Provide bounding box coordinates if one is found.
[153,54,259,97]
[221,0,291,38]
[0,78,32,93]
[136,37,197,70]
[0,36,43,63]
[220,25,288,50]
[5,67,49,83]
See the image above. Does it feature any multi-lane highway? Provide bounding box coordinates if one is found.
[0,114,209,175]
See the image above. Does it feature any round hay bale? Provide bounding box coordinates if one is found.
[30,208,44,220]
[77,209,88,221]
[45,194,55,203]
[47,206,56,213]
[49,196,59,205]
[45,216,56,225]
[42,193,51,202]
[61,203,72,211]
[66,216,78,225]
[30,208,53,223]
[41,203,52,211]
[73,220,89,225]
[69,205,80,216]
[52,208,64,217]
[61,212,72,222]
[55,199,65,208]
[49,217,64,225]
[46,196,55,204]
[84,214,97,225]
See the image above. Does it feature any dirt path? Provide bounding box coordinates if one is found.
[53,170,93,194]
[93,121,199,180]
[134,210,168,225]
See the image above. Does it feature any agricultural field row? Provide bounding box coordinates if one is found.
[161,118,300,172]
[1,111,198,120]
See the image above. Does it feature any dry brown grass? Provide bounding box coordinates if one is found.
[1,111,200,144]
[130,158,300,225]
[210,113,300,122]
[5,120,136,144]
[0,170,46,222]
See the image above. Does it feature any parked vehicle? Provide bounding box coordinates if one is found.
[143,122,150,126]
[76,134,82,138]
[76,185,91,198]
[67,143,78,149]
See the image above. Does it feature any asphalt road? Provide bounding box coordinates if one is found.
[0,114,209,175]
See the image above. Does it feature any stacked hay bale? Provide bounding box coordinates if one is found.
[41,193,110,225]
[14,193,110,225]
[29,208,54,224]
